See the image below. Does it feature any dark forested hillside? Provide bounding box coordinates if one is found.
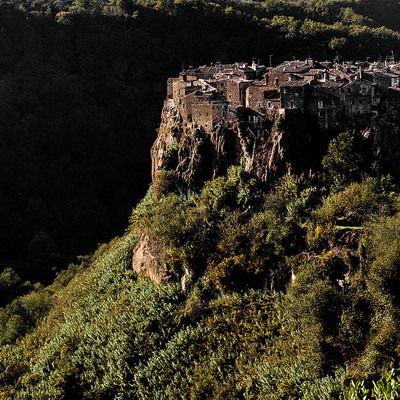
[2,0,400,283]
[2,1,400,398]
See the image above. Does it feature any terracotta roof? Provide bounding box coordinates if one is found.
[281,80,309,88]
[302,69,326,76]
[313,80,346,89]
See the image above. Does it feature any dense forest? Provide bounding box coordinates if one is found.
[3,142,400,398]
[2,0,400,398]
[1,0,400,282]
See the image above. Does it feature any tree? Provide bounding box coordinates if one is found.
[322,131,362,185]
[70,0,103,13]
[0,268,21,305]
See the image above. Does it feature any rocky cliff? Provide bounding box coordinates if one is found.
[371,116,400,176]
[133,94,400,286]
[150,100,292,192]
[133,100,316,285]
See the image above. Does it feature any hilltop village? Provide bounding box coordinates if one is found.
[167,58,400,131]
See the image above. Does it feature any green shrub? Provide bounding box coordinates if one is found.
[343,369,400,399]
[322,131,362,186]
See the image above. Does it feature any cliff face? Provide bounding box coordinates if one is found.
[134,101,295,285]
[151,100,289,191]
[135,95,400,286]
[371,116,400,176]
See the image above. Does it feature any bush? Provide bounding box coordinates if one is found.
[322,131,363,186]
[0,268,21,305]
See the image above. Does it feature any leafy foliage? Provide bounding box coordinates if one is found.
[3,0,400,286]
[3,0,400,398]
[2,156,400,398]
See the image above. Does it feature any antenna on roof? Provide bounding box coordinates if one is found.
[388,50,395,65]
[269,54,273,68]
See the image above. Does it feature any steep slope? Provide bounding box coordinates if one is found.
[3,2,400,398]
[3,173,400,398]
[2,0,400,284]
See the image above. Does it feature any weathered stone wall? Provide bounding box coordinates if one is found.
[226,80,251,106]
[191,102,228,131]
[246,85,280,117]
[281,85,307,111]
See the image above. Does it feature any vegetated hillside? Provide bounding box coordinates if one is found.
[3,3,400,396]
[2,131,400,398]
[2,0,400,285]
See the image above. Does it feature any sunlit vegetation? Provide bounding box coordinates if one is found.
[2,0,400,398]
[2,0,400,284]
[3,133,400,396]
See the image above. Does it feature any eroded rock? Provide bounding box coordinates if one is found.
[132,234,170,285]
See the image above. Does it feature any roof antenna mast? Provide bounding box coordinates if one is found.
[269,54,273,68]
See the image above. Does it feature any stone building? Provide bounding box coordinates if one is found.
[225,78,253,106]
[342,78,375,118]
[166,58,400,134]
[191,99,228,131]
[309,80,346,129]
[280,80,310,113]
[245,85,280,118]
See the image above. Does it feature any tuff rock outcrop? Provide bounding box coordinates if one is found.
[133,93,400,287]
[132,234,170,285]
[151,101,290,191]
[133,101,295,286]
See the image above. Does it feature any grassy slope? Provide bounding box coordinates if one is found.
[2,1,400,399]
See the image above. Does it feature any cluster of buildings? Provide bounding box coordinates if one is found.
[166,58,400,131]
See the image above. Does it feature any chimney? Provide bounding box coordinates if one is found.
[251,58,257,71]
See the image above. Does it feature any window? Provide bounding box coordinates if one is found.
[274,78,279,87]
[267,101,272,109]
[361,86,367,95]
[318,100,324,109]
[290,100,294,109]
